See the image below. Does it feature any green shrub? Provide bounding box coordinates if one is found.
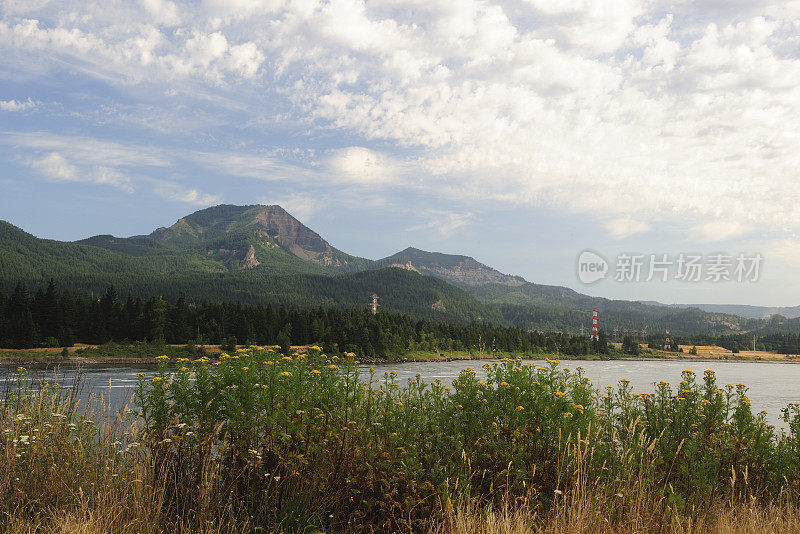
[131,350,800,531]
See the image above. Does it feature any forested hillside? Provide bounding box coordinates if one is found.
[0,205,789,336]
[0,280,598,357]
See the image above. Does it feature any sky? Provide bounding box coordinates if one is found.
[1,0,800,306]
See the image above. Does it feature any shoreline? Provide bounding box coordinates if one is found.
[1,352,798,366]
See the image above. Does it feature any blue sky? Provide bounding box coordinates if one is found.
[1,0,800,306]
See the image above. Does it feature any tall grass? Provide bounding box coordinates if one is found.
[1,349,799,532]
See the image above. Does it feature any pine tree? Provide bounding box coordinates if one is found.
[8,282,38,348]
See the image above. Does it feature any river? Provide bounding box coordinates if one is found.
[2,359,798,427]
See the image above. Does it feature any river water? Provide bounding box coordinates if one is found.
[2,359,798,427]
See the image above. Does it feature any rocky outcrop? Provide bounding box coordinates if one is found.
[242,245,260,269]
[377,247,527,287]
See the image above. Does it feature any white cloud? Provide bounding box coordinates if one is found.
[407,210,473,238]
[151,180,221,205]
[141,0,181,26]
[13,137,223,203]
[31,152,135,193]
[0,98,37,111]
[604,216,651,239]
[31,152,77,181]
[6,132,171,168]
[524,0,644,54]
[690,220,752,243]
[326,147,400,184]
[261,193,320,222]
[2,0,800,250]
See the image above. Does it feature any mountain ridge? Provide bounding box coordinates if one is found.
[0,205,786,334]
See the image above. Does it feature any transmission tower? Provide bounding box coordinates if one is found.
[591,308,599,341]
[369,294,380,314]
[663,326,672,351]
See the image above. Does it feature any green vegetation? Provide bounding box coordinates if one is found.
[2,352,798,532]
[0,281,607,358]
[3,205,795,336]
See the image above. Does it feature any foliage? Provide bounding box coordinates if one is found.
[126,350,800,531]
[0,282,605,358]
[2,356,799,532]
[621,335,640,355]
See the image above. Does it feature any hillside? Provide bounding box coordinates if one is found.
[650,302,800,320]
[0,205,789,335]
[146,204,371,271]
[375,247,526,287]
[0,212,497,325]
[373,246,753,334]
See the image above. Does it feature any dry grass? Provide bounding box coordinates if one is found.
[431,499,800,534]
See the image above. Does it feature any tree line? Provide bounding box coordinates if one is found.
[0,280,609,358]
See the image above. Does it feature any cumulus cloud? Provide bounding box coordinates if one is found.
[2,0,800,246]
[141,0,180,26]
[0,98,37,111]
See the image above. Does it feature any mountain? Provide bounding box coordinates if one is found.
[375,247,526,287]
[642,302,800,320]
[146,204,371,271]
[0,207,496,324]
[79,205,370,274]
[370,246,753,334]
[0,204,789,335]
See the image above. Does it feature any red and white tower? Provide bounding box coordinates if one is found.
[663,326,671,351]
[590,308,599,341]
[369,294,380,315]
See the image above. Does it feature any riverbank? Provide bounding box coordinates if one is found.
[3,348,798,533]
[1,344,798,366]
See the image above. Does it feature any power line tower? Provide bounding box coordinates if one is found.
[591,308,599,341]
[369,293,380,315]
[663,326,671,351]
